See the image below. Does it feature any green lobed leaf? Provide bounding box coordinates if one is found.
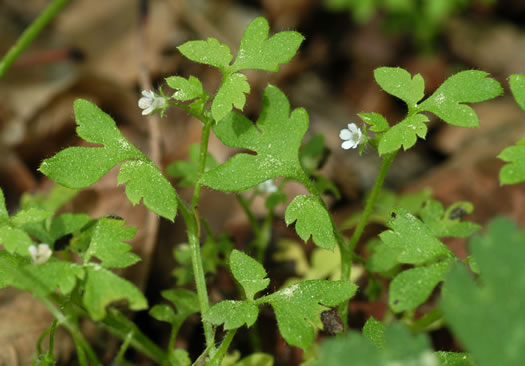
[509,74,525,111]
[418,70,503,127]
[0,225,34,255]
[299,134,326,174]
[0,251,28,289]
[150,304,177,324]
[231,17,304,72]
[20,185,78,214]
[379,208,453,265]
[211,72,250,122]
[420,200,481,238]
[117,160,178,221]
[498,138,525,185]
[39,99,177,221]
[49,213,92,243]
[204,300,259,330]
[389,260,452,313]
[358,112,390,132]
[229,249,269,301]
[378,113,429,155]
[23,261,85,295]
[177,38,233,70]
[315,324,438,366]
[166,75,204,101]
[367,240,400,274]
[435,352,476,366]
[84,218,139,269]
[11,208,52,227]
[285,195,336,250]
[374,67,425,108]
[202,85,308,191]
[264,280,357,350]
[162,288,200,317]
[83,265,148,321]
[363,316,385,350]
[442,217,525,366]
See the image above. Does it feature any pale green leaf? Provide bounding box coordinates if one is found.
[442,217,525,366]
[39,99,177,221]
[204,300,259,329]
[378,113,429,155]
[84,218,139,269]
[374,67,425,107]
[161,288,200,318]
[150,304,177,324]
[389,260,452,313]
[231,17,304,72]
[498,138,525,185]
[264,280,357,349]
[117,160,178,221]
[0,226,34,255]
[83,265,148,321]
[11,208,52,227]
[202,85,308,191]
[359,112,389,132]
[177,38,232,70]
[211,72,250,122]
[418,70,503,127]
[420,200,481,238]
[509,74,525,111]
[363,316,385,350]
[0,251,28,289]
[229,249,269,301]
[285,195,336,250]
[23,261,85,295]
[379,208,452,265]
[166,75,204,101]
[435,352,476,366]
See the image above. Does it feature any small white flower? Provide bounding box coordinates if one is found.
[257,179,278,193]
[28,243,52,265]
[339,123,363,150]
[138,90,166,115]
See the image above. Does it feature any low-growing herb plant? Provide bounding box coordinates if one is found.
[2,12,525,366]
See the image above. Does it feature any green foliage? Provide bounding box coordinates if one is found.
[315,324,438,366]
[202,85,308,191]
[442,217,525,366]
[83,265,148,321]
[285,195,336,250]
[370,67,502,155]
[498,74,525,185]
[177,17,303,121]
[264,280,357,350]
[229,250,269,301]
[150,289,200,338]
[39,99,177,221]
[205,300,259,330]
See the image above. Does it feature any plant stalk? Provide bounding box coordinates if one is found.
[0,0,71,78]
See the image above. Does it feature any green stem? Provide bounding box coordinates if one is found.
[347,151,397,254]
[192,121,212,209]
[208,329,238,366]
[0,0,71,78]
[178,197,215,351]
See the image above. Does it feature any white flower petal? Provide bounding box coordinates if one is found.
[339,129,352,140]
[341,140,354,150]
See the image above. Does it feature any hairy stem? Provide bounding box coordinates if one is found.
[208,328,238,366]
[0,0,71,78]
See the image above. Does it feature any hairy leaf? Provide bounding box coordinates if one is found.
[83,265,148,321]
[231,17,304,72]
[211,72,250,122]
[418,70,503,127]
[177,38,232,70]
[378,113,429,155]
[285,195,335,250]
[509,74,525,111]
[39,99,177,221]
[499,138,525,185]
[204,300,259,329]
[166,75,204,101]
[379,208,452,265]
[229,250,269,301]
[84,218,139,269]
[202,85,308,191]
[358,112,389,132]
[264,280,357,349]
[374,67,425,108]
